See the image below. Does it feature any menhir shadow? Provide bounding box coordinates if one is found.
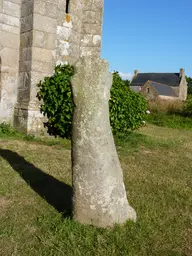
[0,149,72,217]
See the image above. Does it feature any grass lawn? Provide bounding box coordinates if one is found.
[0,124,191,255]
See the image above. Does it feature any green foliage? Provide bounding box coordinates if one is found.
[146,95,192,129]
[0,122,38,141]
[183,95,192,116]
[186,76,192,95]
[187,85,192,95]
[37,64,74,138]
[0,122,17,136]
[109,72,147,134]
[37,68,147,138]
[186,76,192,84]
[146,112,192,129]
[123,79,130,87]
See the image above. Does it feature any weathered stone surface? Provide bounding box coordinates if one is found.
[3,1,20,18]
[33,14,57,33]
[0,13,20,27]
[0,0,21,124]
[14,106,46,134]
[0,23,19,34]
[0,30,20,49]
[0,0,107,130]
[71,57,136,227]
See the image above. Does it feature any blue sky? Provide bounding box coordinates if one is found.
[101,0,192,80]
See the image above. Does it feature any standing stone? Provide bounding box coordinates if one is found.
[71,57,136,228]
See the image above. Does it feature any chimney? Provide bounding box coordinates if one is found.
[180,68,185,77]
[134,70,139,76]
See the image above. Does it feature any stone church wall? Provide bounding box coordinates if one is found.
[0,0,21,124]
[0,0,104,134]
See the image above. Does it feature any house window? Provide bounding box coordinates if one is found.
[66,0,70,13]
[146,87,150,93]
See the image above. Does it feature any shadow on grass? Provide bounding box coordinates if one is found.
[0,149,72,217]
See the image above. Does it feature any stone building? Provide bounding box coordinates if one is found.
[0,0,103,134]
[139,80,177,101]
[130,69,188,101]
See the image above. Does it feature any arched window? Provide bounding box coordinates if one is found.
[66,0,70,13]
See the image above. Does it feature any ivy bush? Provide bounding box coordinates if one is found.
[37,64,74,138]
[37,66,147,138]
[109,72,147,134]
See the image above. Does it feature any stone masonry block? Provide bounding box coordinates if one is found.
[33,1,46,16]
[33,14,57,34]
[19,47,32,62]
[47,33,57,50]
[45,3,58,19]
[0,47,19,68]
[6,0,21,5]
[20,14,33,33]
[30,71,51,86]
[33,31,56,50]
[81,23,102,35]
[33,30,47,48]
[17,88,30,103]
[70,2,84,16]
[69,30,81,43]
[84,0,103,11]
[3,1,21,18]
[31,61,53,73]
[32,47,53,63]
[20,31,33,48]
[21,0,33,18]
[33,2,58,19]
[80,46,100,57]
[0,30,19,49]
[81,34,101,47]
[83,10,103,24]
[0,23,20,34]
[0,0,3,12]
[18,72,31,89]
[0,13,20,27]
[19,60,32,72]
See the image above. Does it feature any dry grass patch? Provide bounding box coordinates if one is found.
[148,98,184,114]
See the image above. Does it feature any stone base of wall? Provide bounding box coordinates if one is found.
[14,104,47,135]
[0,101,14,125]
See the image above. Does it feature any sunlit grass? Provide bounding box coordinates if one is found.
[0,124,191,255]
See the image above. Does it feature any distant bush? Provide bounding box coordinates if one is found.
[148,98,184,114]
[123,79,130,87]
[109,72,147,134]
[146,95,192,129]
[186,76,192,95]
[188,86,192,95]
[183,95,192,117]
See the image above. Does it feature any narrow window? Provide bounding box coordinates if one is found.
[147,87,150,93]
[66,0,70,13]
